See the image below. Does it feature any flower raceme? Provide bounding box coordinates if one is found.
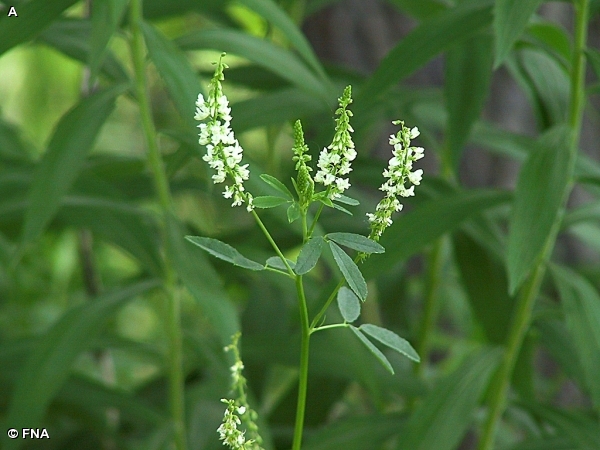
[194,54,253,211]
[367,120,424,241]
[314,85,356,199]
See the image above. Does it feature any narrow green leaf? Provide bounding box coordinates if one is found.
[515,48,569,128]
[507,125,572,294]
[0,0,79,56]
[356,1,493,115]
[176,29,332,103]
[260,173,294,200]
[169,219,240,346]
[350,326,394,374]
[335,194,360,206]
[252,195,290,208]
[493,0,543,67]
[471,121,600,181]
[89,0,128,83]
[527,21,572,64]
[363,189,511,277]
[396,348,502,450]
[562,201,600,229]
[295,236,324,275]
[551,264,600,412]
[238,0,328,81]
[3,281,159,450]
[331,202,353,215]
[329,241,367,301]
[185,236,264,271]
[337,287,361,322]
[327,232,384,254]
[20,84,124,247]
[266,256,295,271]
[360,324,419,362]
[444,34,493,169]
[287,203,301,223]
[453,231,514,344]
[141,21,202,128]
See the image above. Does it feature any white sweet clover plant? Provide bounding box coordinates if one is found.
[187,54,424,449]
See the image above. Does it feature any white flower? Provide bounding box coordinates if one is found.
[314,86,356,199]
[194,94,210,121]
[367,121,424,240]
[194,56,253,211]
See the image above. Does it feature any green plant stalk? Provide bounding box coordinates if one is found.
[251,207,310,449]
[292,274,310,450]
[129,2,186,449]
[478,260,546,450]
[478,2,589,448]
[252,210,295,276]
[307,202,325,238]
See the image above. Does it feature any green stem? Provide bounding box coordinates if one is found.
[478,262,546,450]
[414,239,444,376]
[129,2,186,449]
[310,277,344,330]
[251,210,295,276]
[478,2,589,448]
[309,251,365,330]
[307,202,325,238]
[292,275,310,450]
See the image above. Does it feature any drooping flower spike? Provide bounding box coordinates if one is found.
[314,86,356,199]
[367,120,424,241]
[195,53,253,211]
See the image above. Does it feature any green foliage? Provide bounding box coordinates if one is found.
[1,0,600,449]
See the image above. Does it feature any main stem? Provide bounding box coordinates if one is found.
[292,275,311,450]
[129,2,186,449]
[478,2,589,448]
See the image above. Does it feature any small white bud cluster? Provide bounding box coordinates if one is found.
[217,399,254,449]
[367,121,424,240]
[314,86,356,199]
[195,54,253,211]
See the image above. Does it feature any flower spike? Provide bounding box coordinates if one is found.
[314,85,356,199]
[367,120,424,241]
[195,54,253,211]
